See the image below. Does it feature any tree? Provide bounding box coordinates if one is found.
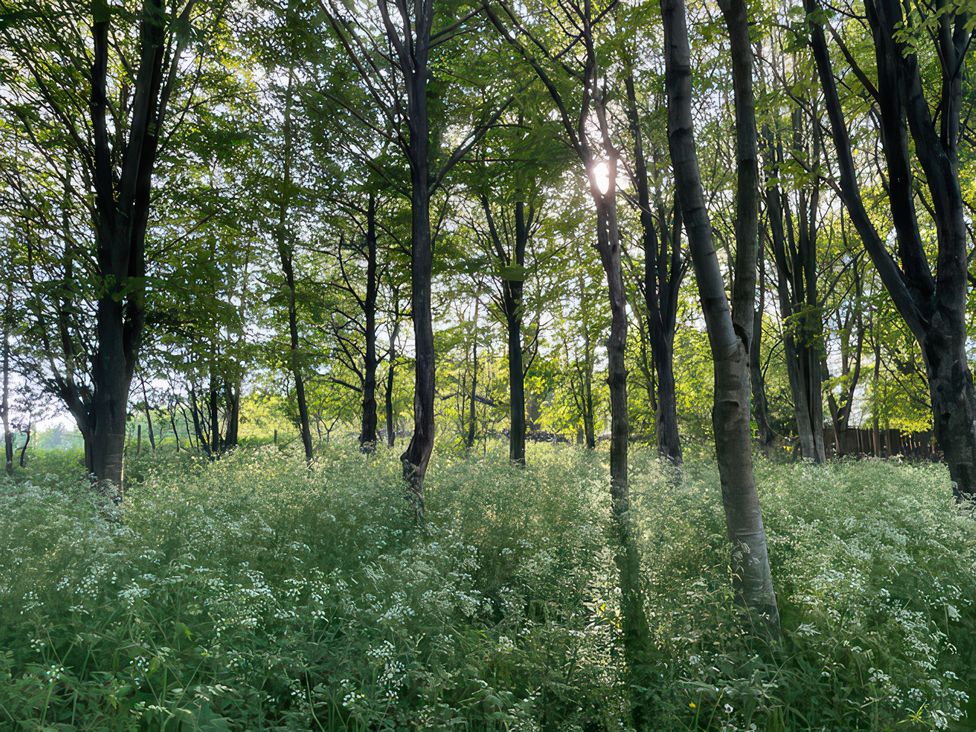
[487,0,655,718]
[805,0,976,499]
[0,0,230,494]
[762,108,826,462]
[622,57,687,464]
[323,0,509,517]
[661,0,780,632]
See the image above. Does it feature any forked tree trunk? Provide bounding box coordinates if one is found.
[663,0,780,633]
[398,62,435,520]
[763,120,825,462]
[807,0,976,498]
[85,0,177,498]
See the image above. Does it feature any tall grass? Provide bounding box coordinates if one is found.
[0,444,973,729]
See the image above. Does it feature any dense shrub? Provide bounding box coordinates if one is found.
[0,445,973,729]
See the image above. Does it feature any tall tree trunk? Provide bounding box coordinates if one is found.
[580,329,596,450]
[189,385,211,458]
[140,375,156,453]
[504,202,529,466]
[395,26,435,520]
[2,279,12,474]
[223,380,240,449]
[807,0,976,497]
[276,65,314,463]
[169,407,181,452]
[751,258,775,454]
[506,308,526,464]
[592,191,653,709]
[663,0,780,633]
[86,0,174,498]
[208,374,221,455]
[465,296,480,450]
[360,195,379,452]
[624,67,684,465]
[385,316,400,448]
[763,119,825,462]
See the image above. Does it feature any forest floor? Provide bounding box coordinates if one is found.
[0,443,974,730]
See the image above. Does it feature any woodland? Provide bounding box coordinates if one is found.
[1,0,976,728]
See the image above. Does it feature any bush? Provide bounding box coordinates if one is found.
[0,444,973,730]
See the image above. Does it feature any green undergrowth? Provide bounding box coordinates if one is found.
[0,444,973,730]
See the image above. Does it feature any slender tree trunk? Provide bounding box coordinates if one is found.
[385,317,400,448]
[276,66,313,463]
[140,376,156,453]
[2,279,12,474]
[624,68,683,465]
[180,404,195,450]
[763,122,825,462]
[504,202,528,466]
[465,296,480,450]
[751,259,775,454]
[360,195,379,453]
[208,375,221,455]
[593,192,653,705]
[663,0,779,633]
[582,355,596,449]
[189,386,211,458]
[18,422,30,467]
[169,408,181,452]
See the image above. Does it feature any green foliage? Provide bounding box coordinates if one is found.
[1,445,973,730]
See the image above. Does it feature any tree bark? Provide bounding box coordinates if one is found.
[276,66,314,464]
[382,0,436,520]
[807,0,976,497]
[18,422,30,468]
[385,313,400,448]
[2,279,13,474]
[85,0,176,498]
[623,69,684,465]
[506,307,526,464]
[503,202,529,465]
[762,117,825,462]
[360,195,379,452]
[140,376,156,453]
[663,0,780,633]
[465,296,480,450]
[751,257,775,454]
[169,407,181,452]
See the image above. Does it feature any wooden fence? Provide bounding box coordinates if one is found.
[824,426,939,460]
